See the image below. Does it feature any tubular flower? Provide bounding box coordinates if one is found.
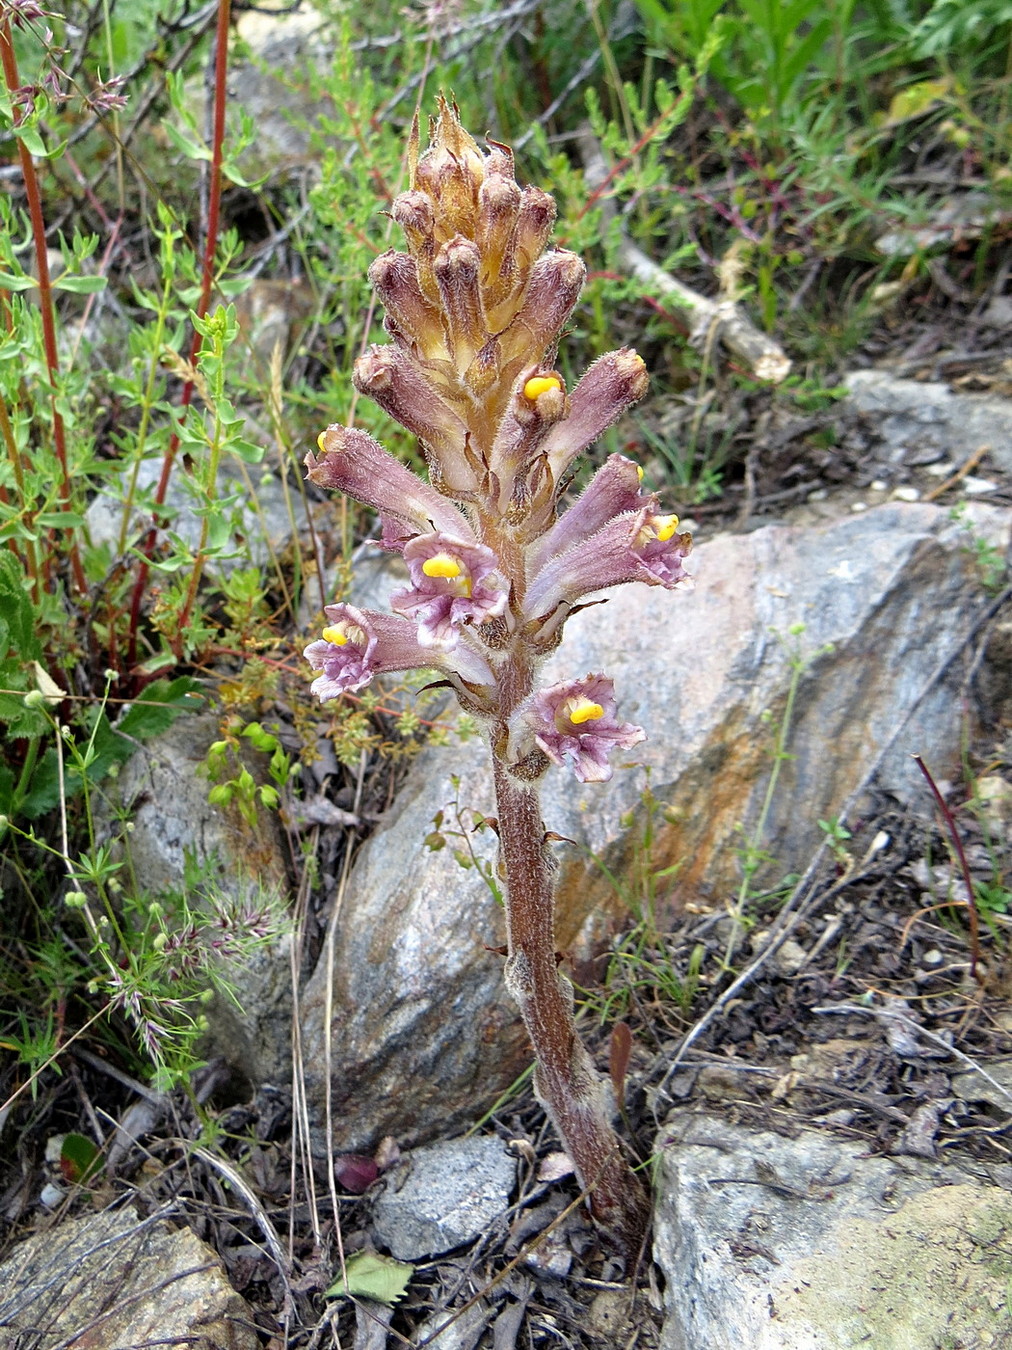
[540,349,650,483]
[526,675,645,783]
[391,533,509,648]
[524,507,693,624]
[306,425,474,548]
[529,454,651,572]
[304,603,493,701]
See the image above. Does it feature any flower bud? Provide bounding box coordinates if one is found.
[514,186,557,276]
[391,190,438,302]
[413,96,485,240]
[352,346,477,495]
[498,251,586,371]
[478,172,521,311]
[433,235,486,371]
[541,348,650,481]
[369,251,446,359]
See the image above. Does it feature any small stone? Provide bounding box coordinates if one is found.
[821,1108,855,1126]
[697,1066,748,1103]
[371,1135,515,1259]
[951,1063,1012,1114]
[773,938,809,976]
[974,776,1012,842]
[892,486,920,502]
[585,1289,635,1343]
[921,948,944,968]
[522,1230,573,1279]
[963,475,998,495]
[850,500,868,512]
[870,479,888,491]
[925,460,954,476]
[807,488,828,501]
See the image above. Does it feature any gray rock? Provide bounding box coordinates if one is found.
[846,368,1012,475]
[301,500,1010,1149]
[106,713,293,1084]
[371,1135,515,1259]
[413,1299,491,1349]
[951,1061,1012,1114]
[85,454,309,578]
[0,1204,258,1349]
[231,8,333,176]
[654,1111,1012,1350]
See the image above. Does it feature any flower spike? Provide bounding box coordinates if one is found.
[303,100,695,1257]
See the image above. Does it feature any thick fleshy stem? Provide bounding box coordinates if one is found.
[492,752,650,1255]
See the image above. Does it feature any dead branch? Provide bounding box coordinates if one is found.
[576,128,792,384]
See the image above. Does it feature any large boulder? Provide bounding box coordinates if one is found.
[0,1205,259,1349]
[299,500,1010,1149]
[653,1111,1012,1349]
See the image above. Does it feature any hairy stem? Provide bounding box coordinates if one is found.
[492,750,650,1256]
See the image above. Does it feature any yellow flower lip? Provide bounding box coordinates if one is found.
[566,697,605,725]
[322,624,349,646]
[422,553,464,580]
[523,374,564,401]
[317,431,328,453]
[653,513,680,542]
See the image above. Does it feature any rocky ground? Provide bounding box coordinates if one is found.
[2,333,1011,1347]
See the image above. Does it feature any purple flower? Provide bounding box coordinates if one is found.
[530,454,651,572]
[524,507,693,625]
[527,675,644,782]
[88,75,128,114]
[391,533,509,649]
[304,603,495,702]
[539,349,650,482]
[306,425,474,549]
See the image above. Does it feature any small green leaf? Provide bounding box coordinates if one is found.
[52,274,107,294]
[0,273,37,291]
[35,511,87,528]
[325,1251,414,1305]
[60,1132,102,1185]
[162,120,212,162]
[13,123,47,157]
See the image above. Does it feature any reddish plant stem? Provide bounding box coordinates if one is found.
[0,18,86,595]
[126,0,232,673]
[490,658,650,1255]
[912,753,984,984]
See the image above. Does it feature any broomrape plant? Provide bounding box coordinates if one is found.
[303,98,693,1255]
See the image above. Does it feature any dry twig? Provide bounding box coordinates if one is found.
[577,129,792,384]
